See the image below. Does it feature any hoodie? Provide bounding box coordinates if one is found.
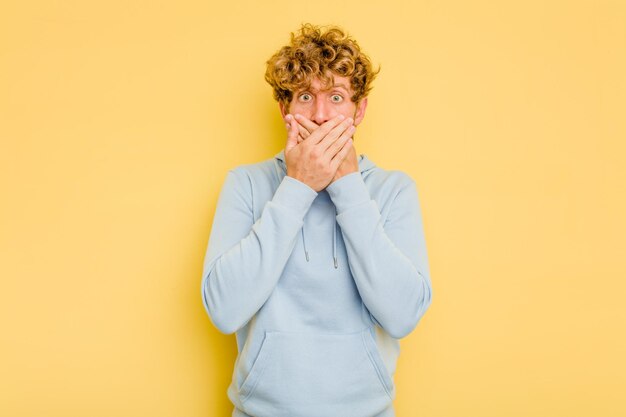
[201,148,433,417]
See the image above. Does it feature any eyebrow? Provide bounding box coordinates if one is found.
[303,83,350,93]
[331,83,350,92]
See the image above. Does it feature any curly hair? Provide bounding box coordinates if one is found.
[265,23,380,110]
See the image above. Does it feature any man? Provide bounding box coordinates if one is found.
[201,23,433,417]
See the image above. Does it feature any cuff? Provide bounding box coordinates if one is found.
[272,175,318,214]
[325,171,371,214]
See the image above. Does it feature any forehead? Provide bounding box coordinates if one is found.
[300,75,352,93]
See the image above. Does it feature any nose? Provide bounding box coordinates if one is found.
[312,98,332,125]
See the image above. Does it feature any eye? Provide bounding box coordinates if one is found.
[298,93,312,102]
[331,94,343,103]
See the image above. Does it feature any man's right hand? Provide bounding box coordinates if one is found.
[283,114,355,192]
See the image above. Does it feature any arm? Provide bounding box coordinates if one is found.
[326,172,433,339]
[201,168,318,334]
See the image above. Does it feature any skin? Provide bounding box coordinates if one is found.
[279,75,368,191]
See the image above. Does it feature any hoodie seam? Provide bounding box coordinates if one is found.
[242,169,256,223]
[361,330,393,399]
[383,175,415,227]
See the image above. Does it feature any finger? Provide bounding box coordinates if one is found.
[296,121,310,139]
[284,113,297,130]
[285,115,299,152]
[285,114,309,141]
[294,114,320,134]
[306,114,346,145]
[318,117,354,151]
[330,137,353,171]
[326,124,355,157]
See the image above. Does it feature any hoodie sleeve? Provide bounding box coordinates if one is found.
[325,171,433,339]
[201,168,318,335]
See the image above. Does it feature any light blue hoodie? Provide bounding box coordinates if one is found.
[201,148,433,417]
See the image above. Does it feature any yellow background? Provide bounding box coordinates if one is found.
[1,0,624,416]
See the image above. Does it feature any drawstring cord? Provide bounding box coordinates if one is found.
[300,213,338,269]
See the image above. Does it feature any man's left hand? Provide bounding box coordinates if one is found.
[290,114,359,184]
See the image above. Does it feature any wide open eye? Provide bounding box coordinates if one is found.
[299,93,312,102]
[331,94,343,103]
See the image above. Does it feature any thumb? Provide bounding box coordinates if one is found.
[285,116,298,153]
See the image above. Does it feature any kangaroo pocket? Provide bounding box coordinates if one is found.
[238,327,394,417]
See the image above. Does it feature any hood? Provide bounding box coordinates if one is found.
[273,148,377,269]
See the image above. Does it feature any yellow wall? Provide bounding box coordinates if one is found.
[1,0,624,416]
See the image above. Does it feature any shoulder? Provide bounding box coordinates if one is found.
[222,157,274,189]
[224,154,283,205]
[230,154,278,179]
[364,166,417,197]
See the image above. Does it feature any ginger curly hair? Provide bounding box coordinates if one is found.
[265,23,380,111]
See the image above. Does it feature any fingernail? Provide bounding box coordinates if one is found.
[285,114,293,121]
[347,117,353,124]
[294,114,302,120]
[338,114,345,120]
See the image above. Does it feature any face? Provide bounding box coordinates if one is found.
[279,74,368,126]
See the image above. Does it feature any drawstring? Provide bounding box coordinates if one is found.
[300,211,338,269]
[275,150,347,270]
[274,148,372,270]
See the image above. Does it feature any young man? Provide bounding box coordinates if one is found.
[201,23,433,417]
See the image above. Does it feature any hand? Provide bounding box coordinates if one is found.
[331,138,358,183]
[283,113,355,192]
[288,114,359,184]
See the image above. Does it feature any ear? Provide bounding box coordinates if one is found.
[279,102,289,119]
[353,97,368,126]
